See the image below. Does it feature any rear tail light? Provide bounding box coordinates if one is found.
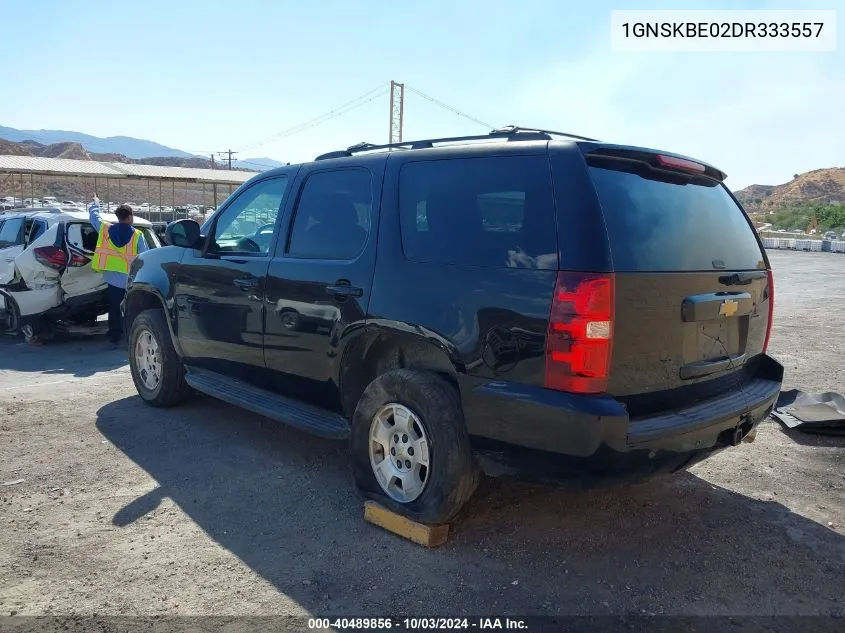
[69,252,91,267]
[763,269,774,353]
[33,246,67,269]
[545,272,614,394]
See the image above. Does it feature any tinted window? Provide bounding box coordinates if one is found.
[0,217,25,248]
[588,166,764,272]
[399,156,558,269]
[212,177,288,254]
[287,169,372,260]
[27,220,47,244]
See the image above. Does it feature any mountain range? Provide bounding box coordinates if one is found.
[0,125,284,171]
[0,138,234,170]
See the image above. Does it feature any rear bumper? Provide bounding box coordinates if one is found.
[462,354,784,486]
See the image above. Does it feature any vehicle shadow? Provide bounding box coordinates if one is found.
[0,333,127,376]
[774,426,845,448]
[96,396,845,616]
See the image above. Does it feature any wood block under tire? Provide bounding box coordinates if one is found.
[364,500,450,547]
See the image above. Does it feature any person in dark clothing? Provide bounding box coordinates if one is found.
[89,199,148,347]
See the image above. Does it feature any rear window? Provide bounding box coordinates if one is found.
[588,166,765,272]
[399,155,558,269]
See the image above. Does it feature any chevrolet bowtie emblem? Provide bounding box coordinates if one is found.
[719,299,738,318]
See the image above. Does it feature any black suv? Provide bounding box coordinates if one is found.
[123,127,783,524]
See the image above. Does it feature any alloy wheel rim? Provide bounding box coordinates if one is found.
[134,329,162,391]
[368,403,430,503]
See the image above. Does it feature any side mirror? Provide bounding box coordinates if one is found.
[165,219,203,249]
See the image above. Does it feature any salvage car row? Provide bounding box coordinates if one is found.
[0,207,160,342]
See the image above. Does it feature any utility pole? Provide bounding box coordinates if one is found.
[389,80,405,146]
[217,149,238,170]
[210,154,218,210]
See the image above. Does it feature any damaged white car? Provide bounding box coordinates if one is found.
[0,208,160,342]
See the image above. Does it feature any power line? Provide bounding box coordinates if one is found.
[240,87,388,151]
[258,89,387,146]
[404,84,494,130]
[237,82,390,152]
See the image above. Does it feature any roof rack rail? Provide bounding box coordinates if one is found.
[489,125,599,142]
[314,124,598,160]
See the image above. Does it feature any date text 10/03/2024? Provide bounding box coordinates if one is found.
[308,618,529,630]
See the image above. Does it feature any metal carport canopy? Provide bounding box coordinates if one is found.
[0,155,255,185]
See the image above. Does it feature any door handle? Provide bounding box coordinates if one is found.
[233,278,258,291]
[325,281,363,297]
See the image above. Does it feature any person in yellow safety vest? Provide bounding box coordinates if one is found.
[89,198,148,348]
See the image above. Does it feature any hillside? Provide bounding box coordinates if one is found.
[1,125,285,172]
[0,138,256,171]
[0,125,192,159]
[0,139,31,156]
[735,168,845,212]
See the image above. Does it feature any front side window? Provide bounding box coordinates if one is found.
[0,217,25,249]
[211,177,289,254]
[399,155,558,269]
[286,169,372,260]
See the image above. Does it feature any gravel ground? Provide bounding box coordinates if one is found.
[0,250,843,619]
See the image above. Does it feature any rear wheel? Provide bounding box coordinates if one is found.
[279,309,301,330]
[350,369,479,524]
[129,308,191,407]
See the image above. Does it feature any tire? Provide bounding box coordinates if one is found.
[0,292,20,333]
[128,308,191,407]
[279,309,301,331]
[350,369,479,524]
[22,318,54,344]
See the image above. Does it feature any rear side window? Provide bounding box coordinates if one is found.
[27,220,47,244]
[588,166,764,272]
[399,155,558,269]
[287,168,372,260]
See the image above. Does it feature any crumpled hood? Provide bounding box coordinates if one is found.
[108,223,135,248]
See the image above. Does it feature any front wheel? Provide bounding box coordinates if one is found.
[128,309,191,407]
[350,370,479,524]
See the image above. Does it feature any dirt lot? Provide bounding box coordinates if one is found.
[0,250,843,618]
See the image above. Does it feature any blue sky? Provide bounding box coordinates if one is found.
[0,0,841,189]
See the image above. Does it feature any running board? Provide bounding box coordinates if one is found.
[184,367,350,440]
